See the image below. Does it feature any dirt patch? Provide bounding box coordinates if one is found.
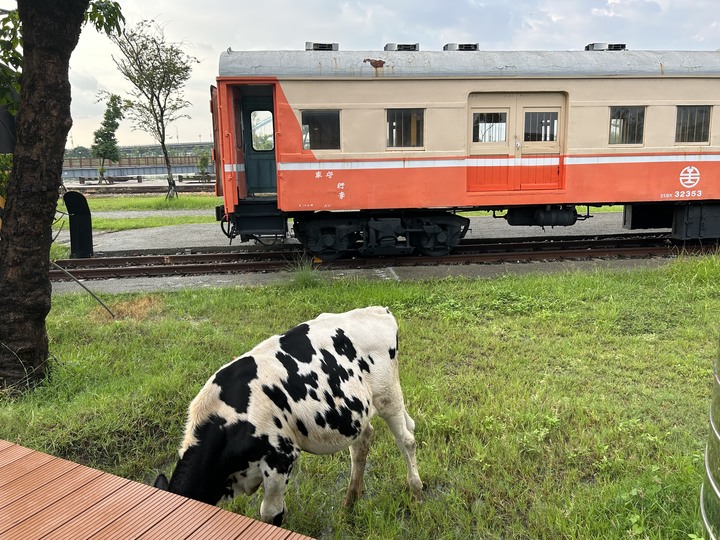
[92,295,164,322]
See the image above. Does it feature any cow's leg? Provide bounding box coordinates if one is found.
[379,407,423,499]
[343,422,374,507]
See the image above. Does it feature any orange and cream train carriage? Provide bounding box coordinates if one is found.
[210,42,720,259]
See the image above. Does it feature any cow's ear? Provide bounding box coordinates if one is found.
[153,473,169,490]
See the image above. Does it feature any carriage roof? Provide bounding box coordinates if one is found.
[218,49,720,80]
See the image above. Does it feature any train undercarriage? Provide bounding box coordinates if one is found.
[218,201,470,260]
[219,200,720,260]
[293,211,470,260]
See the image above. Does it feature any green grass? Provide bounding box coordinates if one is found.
[1,257,716,538]
[53,214,216,233]
[50,242,70,261]
[55,194,221,231]
[59,193,222,212]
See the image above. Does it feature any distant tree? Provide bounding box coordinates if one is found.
[90,92,124,180]
[65,145,92,158]
[110,20,198,199]
[196,149,210,178]
[0,0,124,391]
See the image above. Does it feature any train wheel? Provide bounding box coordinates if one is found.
[410,225,454,256]
[295,215,360,261]
[419,243,453,257]
[312,247,346,262]
[408,214,469,256]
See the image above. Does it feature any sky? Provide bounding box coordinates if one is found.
[62,0,720,149]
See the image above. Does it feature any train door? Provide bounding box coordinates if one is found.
[218,85,286,241]
[241,93,277,196]
[515,93,563,190]
[468,92,564,192]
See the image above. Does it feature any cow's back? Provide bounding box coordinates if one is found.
[181,307,399,457]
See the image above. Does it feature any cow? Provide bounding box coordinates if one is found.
[153,306,423,525]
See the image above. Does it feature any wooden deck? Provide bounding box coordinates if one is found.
[0,440,314,540]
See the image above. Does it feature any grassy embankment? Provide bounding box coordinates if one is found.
[1,255,716,539]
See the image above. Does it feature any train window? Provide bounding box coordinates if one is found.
[302,110,340,150]
[524,111,558,142]
[676,106,711,144]
[250,110,274,151]
[387,109,424,148]
[609,106,645,145]
[473,112,507,143]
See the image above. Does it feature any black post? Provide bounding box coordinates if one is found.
[63,191,93,258]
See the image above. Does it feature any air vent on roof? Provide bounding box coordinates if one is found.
[305,42,339,51]
[443,43,479,51]
[384,43,420,51]
[585,42,626,51]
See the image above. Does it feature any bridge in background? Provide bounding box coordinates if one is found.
[62,155,213,179]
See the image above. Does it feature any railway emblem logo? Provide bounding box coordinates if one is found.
[679,166,701,188]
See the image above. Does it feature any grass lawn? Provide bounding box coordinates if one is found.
[60,193,222,212]
[55,193,221,231]
[1,257,715,538]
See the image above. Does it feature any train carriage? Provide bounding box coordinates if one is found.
[211,43,720,259]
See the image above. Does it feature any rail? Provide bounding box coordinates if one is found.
[50,234,704,282]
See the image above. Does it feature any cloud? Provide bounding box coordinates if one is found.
[66,0,720,148]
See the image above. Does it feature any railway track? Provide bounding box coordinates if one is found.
[49,233,715,282]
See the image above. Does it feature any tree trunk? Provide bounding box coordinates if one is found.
[0,0,90,389]
[161,141,177,199]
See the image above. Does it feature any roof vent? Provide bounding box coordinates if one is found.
[384,43,420,52]
[443,43,479,51]
[305,42,339,51]
[585,42,626,51]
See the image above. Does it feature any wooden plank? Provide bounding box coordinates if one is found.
[0,462,102,535]
[136,499,222,539]
[236,519,291,540]
[182,509,254,540]
[0,466,100,534]
[4,472,129,539]
[85,489,186,538]
[0,451,54,489]
[0,443,37,471]
[46,479,157,540]
[285,533,316,540]
[0,457,77,507]
[0,442,315,540]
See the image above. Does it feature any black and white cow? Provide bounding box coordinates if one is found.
[154,306,423,525]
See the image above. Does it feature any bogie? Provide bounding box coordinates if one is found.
[293,213,470,260]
